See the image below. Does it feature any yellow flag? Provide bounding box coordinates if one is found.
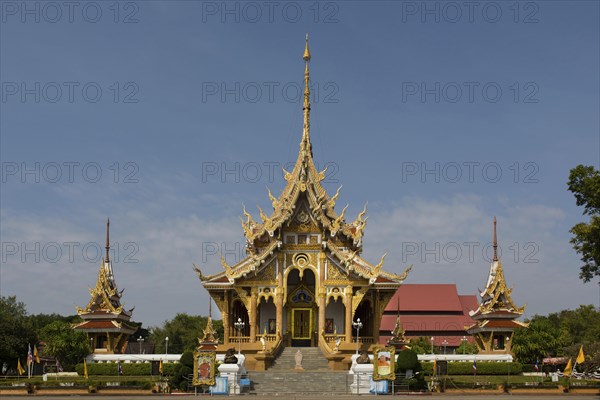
[34,346,40,363]
[432,359,437,376]
[159,360,163,374]
[17,359,25,376]
[563,358,573,376]
[576,345,585,364]
[83,359,89,379]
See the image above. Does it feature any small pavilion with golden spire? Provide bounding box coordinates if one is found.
[466,217,528,354]
[73,219,136,354]
[195,35,412,370]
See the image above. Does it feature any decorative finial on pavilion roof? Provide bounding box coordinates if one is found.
[303,33,311,61]
[105,218,110,263]
[493,216,498,262]
[302,34,312,155]
[200,298,218,344]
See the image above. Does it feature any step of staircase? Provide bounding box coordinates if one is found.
[269,347,329,371]
[247,370,350,395]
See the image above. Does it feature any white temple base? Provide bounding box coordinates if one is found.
[349,363,374,394]
[218,364,240,395]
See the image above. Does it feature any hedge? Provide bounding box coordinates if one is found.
[522,364,555,373]
[421,362,522,375]
[75,362,177,376]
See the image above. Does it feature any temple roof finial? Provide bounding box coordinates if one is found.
[105,218,110,263]
[302,34,312,155]
[493,216,498,262]
[303,33,311,62]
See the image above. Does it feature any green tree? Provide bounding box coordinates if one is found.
[456,340,478,355]
[38,321,90,370]
[568,165,600,282]
[511,305,600,364]
[512,317,564,363]
[28,313,81,333]
[407,337,433,354]
[0,296,36,367]
[149,313,223,354]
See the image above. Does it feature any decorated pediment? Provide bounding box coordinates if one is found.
[288,284,314,305]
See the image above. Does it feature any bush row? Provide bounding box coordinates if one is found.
[421,362,523,375]
[75,362,177,376]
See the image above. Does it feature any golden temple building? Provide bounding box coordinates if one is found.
[74,219,137,354]
[195,36,412,370]
[466,217,528,354]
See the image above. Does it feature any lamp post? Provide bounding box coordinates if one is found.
[352,318,363,355]
[442,340,448,355]
[137,336,144,355]
[165,337,169,359]
[506,336,511,388]
[461,336,468,354]
[90,337,94,353]
[234,318,245,355]
[430,337,434,355]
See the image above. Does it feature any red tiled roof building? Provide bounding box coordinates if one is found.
[379,284,478,351]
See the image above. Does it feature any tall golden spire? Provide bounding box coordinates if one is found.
[301,34,312,155]
[105,218,110,263]
[493,216,498,262]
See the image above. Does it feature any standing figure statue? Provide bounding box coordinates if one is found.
[294,349,304,370]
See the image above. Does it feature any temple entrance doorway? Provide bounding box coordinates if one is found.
[287,267,316,347]
[292,308,312,346]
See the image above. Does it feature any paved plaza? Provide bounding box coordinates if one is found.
[6,396,597,399]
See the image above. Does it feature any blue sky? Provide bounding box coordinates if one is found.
[1,1,599,327]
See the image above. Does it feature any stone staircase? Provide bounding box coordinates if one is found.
[270,347,329,371]
[247,347,350,395]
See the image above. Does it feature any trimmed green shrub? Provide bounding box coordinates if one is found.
[170,351,194,391]
[75,362,177,376]
[180,351,194,367]
[396,350,419,372]
[421,362,522,375]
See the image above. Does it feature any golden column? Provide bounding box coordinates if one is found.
[223,291,230,344]
[276,253,284,336]
[344,285,353,342]
[318,252,326,334]
[250,287,258,342]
